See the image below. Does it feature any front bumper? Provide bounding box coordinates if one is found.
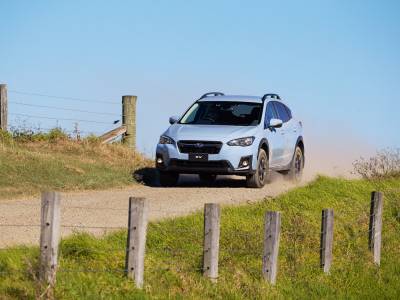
[156,142,257,175]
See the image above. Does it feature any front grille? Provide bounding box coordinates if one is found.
[177,140,222,154]
[170,159,230,169]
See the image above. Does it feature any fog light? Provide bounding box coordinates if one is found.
[157,157,163,164]
[238,156,252,169]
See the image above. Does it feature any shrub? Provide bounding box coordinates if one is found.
[353,148,400,179]
[11,127,70,143]
[46,127,70,142]
[0,129,13,145]
[82,134,101,144]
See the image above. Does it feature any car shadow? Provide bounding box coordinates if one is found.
[133,167,248,188]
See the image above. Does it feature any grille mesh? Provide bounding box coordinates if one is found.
[177,140,222,154]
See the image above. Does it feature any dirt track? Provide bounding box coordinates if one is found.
[0,173,305,247]
[1,137,359,248]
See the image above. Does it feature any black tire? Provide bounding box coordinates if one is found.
[159,171,179,187]
[246,149,269,188]
[199,174,217,185]
[287,146,304,182]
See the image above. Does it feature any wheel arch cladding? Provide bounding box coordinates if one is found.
[258,138,270,159]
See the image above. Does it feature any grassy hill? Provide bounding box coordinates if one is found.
[1,176,399,299]
[0,129,152,200]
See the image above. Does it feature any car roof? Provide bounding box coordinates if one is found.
[197,95,285,104]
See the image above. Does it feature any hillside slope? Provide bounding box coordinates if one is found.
[0,176,399,299]
[0,130,151,199]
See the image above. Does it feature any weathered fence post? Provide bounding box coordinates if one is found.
[369,191,383,265]
[262,211,281,285]
[0,84,7,131]
[320,209,334,273]
[203,203,220,282]
[125,197,148,288]
[122,95,137,149]
[39,191,61,285]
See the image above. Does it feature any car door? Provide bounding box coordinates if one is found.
[281,104,298,163]
[274,102,294,166]
[264,101,286,167]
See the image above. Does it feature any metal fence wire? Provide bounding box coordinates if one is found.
[6,88,126,137]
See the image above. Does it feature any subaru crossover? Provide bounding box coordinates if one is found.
[155,92,305,188]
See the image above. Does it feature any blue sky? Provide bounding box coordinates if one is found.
[1,0,399,155]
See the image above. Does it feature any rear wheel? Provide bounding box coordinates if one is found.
[246,149,269,188]
[287,146,304,182]
[159,171,179,187]
[199,174,217,185]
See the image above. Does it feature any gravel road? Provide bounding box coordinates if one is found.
[0,174,302,247]
[0,130,362,247]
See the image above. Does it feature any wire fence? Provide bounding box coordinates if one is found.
[9,90,119,105]
[0,190,396,288]
[7,88,125,138]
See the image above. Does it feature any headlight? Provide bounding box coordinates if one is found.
[159,135,174,145]
[227,136,255,147]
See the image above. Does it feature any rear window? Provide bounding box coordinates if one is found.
[285,105,292,119]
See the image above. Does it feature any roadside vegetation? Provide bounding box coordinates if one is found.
[353,148,400,179]
[0,175,399,299]
[0,128,152,200]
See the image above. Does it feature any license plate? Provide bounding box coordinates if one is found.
[189,153,208,161]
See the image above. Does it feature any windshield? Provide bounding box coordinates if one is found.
[179,101,262,126]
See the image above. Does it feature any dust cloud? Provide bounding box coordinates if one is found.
[302,128,374,180]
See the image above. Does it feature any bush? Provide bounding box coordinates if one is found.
[11,127,70,143]
[46,128,70,142]
[353,148,400,179]
[82,134,101,144]
[0,129,13,145]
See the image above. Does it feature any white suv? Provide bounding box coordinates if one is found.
[156,92,305,187]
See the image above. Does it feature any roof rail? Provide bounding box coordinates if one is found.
[261,93,281,102]
[199,92,224,99]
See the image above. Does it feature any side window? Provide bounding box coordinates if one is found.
[274,102,290,123]
[284,104,292,120]
[264,101,278,127]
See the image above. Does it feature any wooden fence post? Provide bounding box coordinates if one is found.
[39,191,61,285]
[369,191,383,265]
[262,211,281,285]
[320,209,334,273]
[125,197,148,288]
[0,84,7,131]
[122,95,137,149]
[203,203,220,282]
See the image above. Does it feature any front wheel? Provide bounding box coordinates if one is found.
[287,146,304,182]
[159,171,179,187]
[246,149,269,188]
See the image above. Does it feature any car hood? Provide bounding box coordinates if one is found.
[164,124,260,142]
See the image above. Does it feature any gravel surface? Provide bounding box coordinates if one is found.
[0,174,303,247]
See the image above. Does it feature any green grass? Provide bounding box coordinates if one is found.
[1,176,399,299]
[0,131,151,199]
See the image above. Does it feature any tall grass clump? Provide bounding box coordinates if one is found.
[353,148,400,179]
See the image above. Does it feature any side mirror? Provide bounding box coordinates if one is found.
[169,116,179,125]
[269,118,283,128]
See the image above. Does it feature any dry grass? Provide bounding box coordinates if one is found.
[353,148,400,179]
[0,129,152,200]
